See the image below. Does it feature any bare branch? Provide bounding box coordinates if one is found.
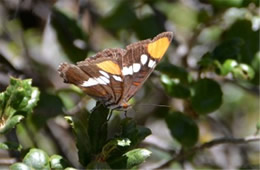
[157,135,260,169]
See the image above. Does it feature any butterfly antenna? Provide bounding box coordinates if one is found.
[140,104,171,108]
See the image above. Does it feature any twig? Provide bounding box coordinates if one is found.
[157,135,260,169]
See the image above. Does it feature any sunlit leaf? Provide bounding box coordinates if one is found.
[0,77,40,134]
[50,155,70,169]
[10,163,31,170]
[23,148,50,169]
[109,148,151,169]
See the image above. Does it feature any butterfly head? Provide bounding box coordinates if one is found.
[109,102,132,111]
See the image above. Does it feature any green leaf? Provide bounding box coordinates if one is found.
[191,78,223,114]
[101,1,137,33]
[223,20,259,65]
[67,103,109,166]
[88,104,109,154]
[0,141,22,151]
[256,121,260,133]
[67,110,91,166]
[102,138,131,160]
[211,38,244,63]
[51,7,88,63]
[86,161,111,169]
[10,163,31,170]
[49,155,70,169]
[23,148,50,169]
[134,15,165,39]
[207,0,244,8]
[220,59,238,75]
[0,77,40,134]
[120,118,151,148]
[232,63,255,80]
[109,148,151,169]
[157,62,191,84]
[161,74,191,98]
[166,112,199,147]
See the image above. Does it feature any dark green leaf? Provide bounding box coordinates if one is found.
[166,112,199,147]
[211,38,244,63]
[49,155,70,169]
[206,0,244,8]
[102,138,131,160]
[51,7,88,63]
[100,1,137,32]
[66,110,91,166]
[87,161,111,169]
[0,141,22,151]
[32,92,64,129]
[134,15,165,39]
[157,62,192,84]
[23,148,50,169]
[161,74,191,98]
[223,20,259,65]
[121,118,151,148]
[191,78,223,114]
[10,163,31,170]
[109,148,151,169]
[88,104,109,154]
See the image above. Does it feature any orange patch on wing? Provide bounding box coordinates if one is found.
[147,37,170,59]
[97,61,121,75]
[133,82,140,86]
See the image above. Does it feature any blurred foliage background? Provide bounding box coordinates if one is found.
[0,0,259,169]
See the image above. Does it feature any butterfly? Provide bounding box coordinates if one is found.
[58,32,173,110]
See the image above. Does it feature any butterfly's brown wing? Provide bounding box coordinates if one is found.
[58,48,126,106]
[119,32,173,105]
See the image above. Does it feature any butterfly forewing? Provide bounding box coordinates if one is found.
[120,32,173,104]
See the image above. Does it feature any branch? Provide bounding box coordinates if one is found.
[157,135,260,169]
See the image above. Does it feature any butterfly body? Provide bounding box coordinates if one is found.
[58,32,173,110]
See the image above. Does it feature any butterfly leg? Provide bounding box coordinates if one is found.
[107,109,113,121]
[124,110,128,118]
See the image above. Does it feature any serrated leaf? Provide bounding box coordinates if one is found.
[109,148,151,169]
[166,112,199,147]
[191,78,223,114]
[23,148,50,169]
[0,77,39,134]
[68,103,109,166]
[69,110,91,166]
[88,104,109,154]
